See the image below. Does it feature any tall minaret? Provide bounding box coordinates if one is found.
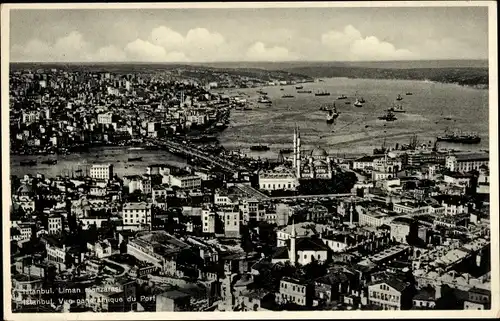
[290,219,297,266]
[293,126,297,168]
[296,128,301,178]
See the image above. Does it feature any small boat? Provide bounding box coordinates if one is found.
[296,85,304,90]
[359,97,366,103]
[297,90,312,94]
[345,101,351,105]
[354,99,363,107]
[127,157,143,162]
[250,144,270,151]
[378,110,397,121]
[337,94,348,100]
[282,94,295,98]
[280,148,293,154]
[20,160,37,166]
[41,159,57,165]
[396,94,403,101]
[128,147,144,151]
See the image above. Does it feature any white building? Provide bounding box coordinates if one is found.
[202,209,216,234]
[122,202,153,229]
[48,216,63,234]
[97,112,113,125]
[90,164,114,181]
[445,153,489,173]
[168,174,202,189]
[258,166,298,191]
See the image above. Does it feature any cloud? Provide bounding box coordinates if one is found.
[96,45,127,62]
[321,25,415,60]
[11,31,93,62]
[246,42,297,61]
[413,38,487,60]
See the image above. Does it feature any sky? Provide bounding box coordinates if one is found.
[9,6,490,63]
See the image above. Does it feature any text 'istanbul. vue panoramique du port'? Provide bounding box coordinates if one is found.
[4,2,496,317]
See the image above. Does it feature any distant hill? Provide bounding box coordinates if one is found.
[10,59,489,88]
[194,59,489,70]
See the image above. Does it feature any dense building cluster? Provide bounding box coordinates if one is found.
[9,67,491,313]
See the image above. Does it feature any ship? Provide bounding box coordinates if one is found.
[326,103,339,124]
[315,90,331,96]
[127,157,143,162]
[41,159,58,165]
[297,90,312,94]
[406,92,413,95]
[337,94,348,100]
[296,85,304,89]
[258,96,272,104]
[20,160,37,166]
[282,94,295,98]
[354,99,363,107]
[280,148,294,154]
[388,104,406,113]
[250,144,270,151]
[128,147,144,151]
[396,94,403,101]
[378,110,397,121]
[436,129,481,144]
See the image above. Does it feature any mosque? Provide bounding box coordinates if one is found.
[292,126,334,179]
[258,127,335,192]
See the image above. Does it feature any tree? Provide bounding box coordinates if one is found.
[435,285,460,310]
[119,240,128,254]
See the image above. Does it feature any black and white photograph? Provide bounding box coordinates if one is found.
[2,1,498,319]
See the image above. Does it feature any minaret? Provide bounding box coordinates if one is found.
[290,219,297,266]
[293,126,297,168]
[296,128,301,178]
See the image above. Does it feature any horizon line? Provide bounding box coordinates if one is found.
[9,58,489,64]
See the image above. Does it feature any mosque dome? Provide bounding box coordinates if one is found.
[311,146,328,158]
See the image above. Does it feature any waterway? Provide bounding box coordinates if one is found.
[10,77,489,177]
[217,77,489,159]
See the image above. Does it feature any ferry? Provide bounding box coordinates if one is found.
[41,159,58,165]
[391,104,406,113]
[250,144,270,151]
[315,90,331,96]
[436,129,481,144]
[20,160,37,166]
